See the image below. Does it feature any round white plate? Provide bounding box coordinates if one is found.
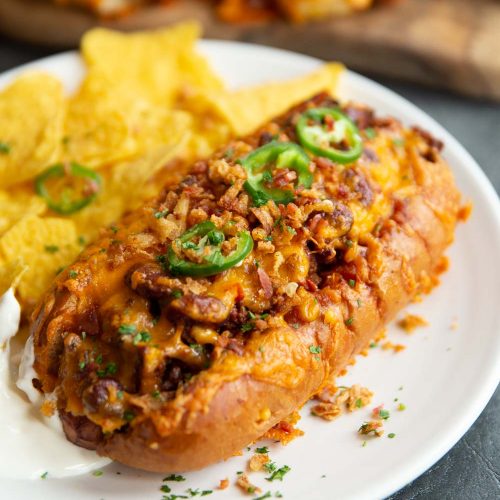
[1,41,499,500]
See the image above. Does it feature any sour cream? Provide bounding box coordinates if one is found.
[0,289,111,479]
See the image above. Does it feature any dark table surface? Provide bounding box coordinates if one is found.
[1,34,499,500]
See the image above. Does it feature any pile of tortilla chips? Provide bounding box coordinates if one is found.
[0,21,343,312]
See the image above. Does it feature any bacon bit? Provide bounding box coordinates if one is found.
[381,341,406,353]
[273,168,297,188]
[262,412,303,445]
[397,313,428,333]
[314,384,338,403]
[314,156,335,171]
[308,213,323,233]
[248,453,270,472]
[236,473,261,495]
[358,420,384,437]
[457,201,473,222]
[435,255,449,275]
[218,478,229,490]
[257,267,273,299]
[303,278,318,292]
[227,338,245,356]
[40,399,56,417]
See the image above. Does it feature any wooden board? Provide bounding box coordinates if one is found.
[0,0,499,100]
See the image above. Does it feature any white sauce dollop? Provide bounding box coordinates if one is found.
[0,289,111,479]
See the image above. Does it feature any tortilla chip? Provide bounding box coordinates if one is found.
[0,185,47,236]
[0,73,65,188]
[195,63,344,137]
[0,216,80,306]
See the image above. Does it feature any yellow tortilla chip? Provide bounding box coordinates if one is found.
[81,22,221,106]
[0,185,47,236]
[0,73,65,188]
[195,63,344,137]
[0,259,27,297]
[0,216,80,306]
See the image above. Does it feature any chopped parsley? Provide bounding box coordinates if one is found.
[156,254,168,271]
[364,128,377,139]
[345,239,354,248]
[40,471,48,479]
[0,142,10,154]
[200,491,212,496]
[378,409,390,420]
[255,446,269,454]
[355,398,363,408]
[266,465,291,482]
[154,209,169,219]
[309,345,321,354]
[152,390,161,399]
[123,410,135,422]
[254,493,272,500]
[345,317,354,327]
[189,343,204,355]
[133,331,152,345]
[241,322,254,333]
[163,474,186,482]
[392,138,406,147]
[44,244,59,253]
[97,362,118,377]
[171,289,183,299]
[182,241,198,250]
[397,403,406,411]
[162,495,188,500]
[68,270,78,279]
[78,235,86,245]
[118,324,137,335]
[286,226,297,236]
[263,462,276,474]
[275,493,283,498]
[110,224,119,233]
[264,235,273,242]
[160,485,172,493]
[348,279,356,288]
[262,170,273,183]
[388,433,396,439]
[92,470,103,477]
[369,342,378,348]
[78,360,87,371]
[117,390,124,400]
[290,323,300,329]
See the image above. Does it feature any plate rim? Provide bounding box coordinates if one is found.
[0,40,499,500]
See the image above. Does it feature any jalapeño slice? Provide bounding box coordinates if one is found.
[238,142,313,207]
[297,107,363,164]
[168,221,253,278]
[35,162,102,215]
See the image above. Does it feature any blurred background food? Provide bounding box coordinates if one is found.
[52,0,391,21]
[0,0,498,100]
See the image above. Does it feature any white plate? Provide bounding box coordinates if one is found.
[1,41,499,500]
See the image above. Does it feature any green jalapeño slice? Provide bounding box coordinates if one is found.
[35,162,102,215]
[297,107,363,164]
[238,142,313,207]
[167,221,253,277]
